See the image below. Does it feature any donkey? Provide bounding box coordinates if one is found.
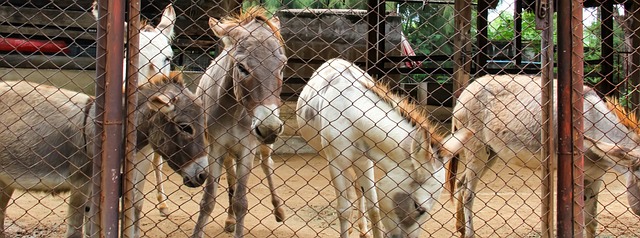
[448,74,640,238]
[192,7,287,238]
[296,58,472,238]
[93,2,176,217]
[0,74,207,238]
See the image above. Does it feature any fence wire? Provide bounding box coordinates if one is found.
[0,0,639,237]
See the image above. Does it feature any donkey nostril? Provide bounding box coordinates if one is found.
[255,127,264,138]
[198,172,207,183]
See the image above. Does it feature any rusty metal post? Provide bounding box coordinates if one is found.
[122,0,140,236]
[535,0,555,236]
[600,1,615,96]
[102,0,125,236]
[514,0,523,66]
[91,0,125,237]
[453,0,472,98]
[557,0,585,236]
[477,0,489,76]
[366,0,384,78]
[89,0,107,235]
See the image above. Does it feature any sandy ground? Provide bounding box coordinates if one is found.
[4,153,640,238]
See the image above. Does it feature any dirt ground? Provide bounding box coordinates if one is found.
[4,153,640,238]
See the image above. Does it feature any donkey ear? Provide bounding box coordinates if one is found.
[91,1,99,20]
[209,17,235,47]
[439,128,473,163]
[148,94,175,113]
[157,4,176,39]
[209,17,227,38]
[585,135,640,168]
[269,16,281,31]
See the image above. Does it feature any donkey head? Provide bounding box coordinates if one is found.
[378,128,471,237]
[585,137,640,215]
[139,74,207,187]
[92,2,175,85]
[208,7,286,144]
[138,4,175,83]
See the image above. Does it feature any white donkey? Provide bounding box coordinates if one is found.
[448,74,640,238]
[296,58,472,238]
[93,2,176,217]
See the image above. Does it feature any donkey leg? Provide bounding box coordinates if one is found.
[123,146,153,238]
[354,186,371,238]
[231,150,256,238]
[0,185,14,238]
[345,170,359,237]
[192,152,225,238]
[258,144,286,222]
[223,155,237,233]
[456,147,497,238]
[353,159,380,238]
[584,178,603,238]
[66,165,94,238]
[133,151,153,238]
[152,153,170,217]
[324,149,356,238]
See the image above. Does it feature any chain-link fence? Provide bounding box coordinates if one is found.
[1,0,639,237]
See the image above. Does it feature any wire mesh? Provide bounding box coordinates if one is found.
[0,0,638,237]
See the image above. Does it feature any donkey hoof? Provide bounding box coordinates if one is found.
[158,207,170,217]
[274,208,286,222]
[224,221,236,233]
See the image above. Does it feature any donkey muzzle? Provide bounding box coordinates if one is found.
[181,156,209,187]
[255,123,283,144]
[252,105,284,144]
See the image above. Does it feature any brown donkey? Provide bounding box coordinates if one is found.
[0,74,208,238]
[192,7,287,238]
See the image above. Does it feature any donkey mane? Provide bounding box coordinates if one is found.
[606,97,640,136]
[364,81,444,143]
[221,6,284,46]
[148,71,184,86]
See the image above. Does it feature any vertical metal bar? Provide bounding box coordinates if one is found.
[122,0,140,236]
[102,0,125,236]
[366,0,380,76]
[601,2,615,96]
[514,0,522,66]
[376,2,386,78]
[453,0,472,98]
[90,0,107,235]
[477,0,489,76]
[535,0,554,236]
[557,0,584,236]
[631,4,640,110]
[570,0,585,234]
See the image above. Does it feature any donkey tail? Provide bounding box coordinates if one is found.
[446,155,459,203]
[445,124,461,204]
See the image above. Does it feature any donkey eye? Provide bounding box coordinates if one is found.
[164,58,171,66]
[177,123,194,135]
[237,63,249,75]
